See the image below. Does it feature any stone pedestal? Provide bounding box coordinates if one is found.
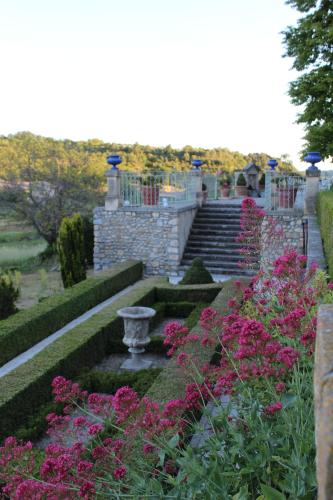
[304,169,320,215]
[190,171,203,207]
[105,169,121,211]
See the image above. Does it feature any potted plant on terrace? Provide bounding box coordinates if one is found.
[220,176,231,198]
[140,175,161,205]
[259,173,266,194]
[235,173,248,197]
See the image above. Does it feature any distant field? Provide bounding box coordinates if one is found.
[0,239,48,269]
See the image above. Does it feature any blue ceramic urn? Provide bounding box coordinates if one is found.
[107,155,122,170]
[304,152,322,171]
[267,159,278,170]
[191,159,203,170]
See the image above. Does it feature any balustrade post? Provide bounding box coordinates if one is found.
[190,170,203,206]
[304,168,320,215]
[105,168,122,211]
[264,170,272,211]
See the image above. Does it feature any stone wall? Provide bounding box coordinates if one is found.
[94,204,197,275]
[261,212,304,266]
[315,304,333,500]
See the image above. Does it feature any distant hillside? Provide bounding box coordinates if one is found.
[0,132,297,181]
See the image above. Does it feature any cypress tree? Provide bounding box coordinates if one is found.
[58,214,87,288]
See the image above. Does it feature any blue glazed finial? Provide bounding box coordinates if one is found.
[304,151,322,172]
[267,159,278,171]
[107,155,122,170]
[191,159,203,171]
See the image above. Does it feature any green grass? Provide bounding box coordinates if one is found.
[0,239,47,269]
[0,230,40,244]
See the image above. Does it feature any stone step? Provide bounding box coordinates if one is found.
[191,226,240,235]
[192,220,241,229]
[189,233,240,242]
[179,264,256,276]
[196,214,241,221]
[181,258,258,270]
[184,248,251,258]
[182,252,257,262]
[186,241,244,250]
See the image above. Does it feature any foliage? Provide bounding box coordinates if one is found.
[0,271,19,320]
[282,0,333,158]
[82,216,94,267]
[0,261,143,368]
[236,198,285,271]
[236,173,247,186]
[0,252,327,498]
[58,214,86,288]
[0,133,105,245]
[180,258,214,285]
[317,190,333,279]
[259,172,265,186]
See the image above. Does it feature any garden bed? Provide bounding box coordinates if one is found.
[0,280,218,440]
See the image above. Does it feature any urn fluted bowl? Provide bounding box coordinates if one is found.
[117,306,156,370]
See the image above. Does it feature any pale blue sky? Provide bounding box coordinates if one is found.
[0,0,330,169]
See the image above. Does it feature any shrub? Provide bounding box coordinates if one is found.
[155,283,221,303]
[317,191,333,279]
[0,271,19,320]
[58,214,86,288]
[0,261,143,366]
[82,216,94,267]
[236,172,247,186]
[180,257,214,285]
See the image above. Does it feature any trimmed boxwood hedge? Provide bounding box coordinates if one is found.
[0,282,155,440]
[0,260,143,367]
[317,191,333,279]
[155,283,221,303]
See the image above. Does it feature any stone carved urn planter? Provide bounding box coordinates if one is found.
[117,306,156,370]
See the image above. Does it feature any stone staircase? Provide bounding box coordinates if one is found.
[181,203,258,276]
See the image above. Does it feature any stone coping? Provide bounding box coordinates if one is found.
[94,203,197,214]
[266,208,304,216]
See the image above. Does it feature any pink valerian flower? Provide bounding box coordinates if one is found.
[163,321,194,356]
[112,386,140,423]
[276,346,300,369]
[52,376,86,403]
[264,401,283,414]
[88,423,104,436]
[113,465,127,480]
[143,443,155,454]
[275,382,286,393]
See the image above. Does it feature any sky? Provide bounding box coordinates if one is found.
[0,0,331,170]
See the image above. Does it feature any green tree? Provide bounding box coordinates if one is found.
[0,271,19,320]
[58,214,86,288]
[283,0,333,158]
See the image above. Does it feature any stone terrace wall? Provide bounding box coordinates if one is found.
[261,212,304,266]
[94,204,197,275]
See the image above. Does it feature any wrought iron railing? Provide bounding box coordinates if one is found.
[120,172,198,207]
[320,171,333,191]
[265,173,305,211]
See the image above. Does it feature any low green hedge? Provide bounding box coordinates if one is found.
[0,282,155,440]
[317,191,333,279]
[0,260,143,366]
[155,283,221,303]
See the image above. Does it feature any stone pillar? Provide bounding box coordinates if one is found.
[105,168,121,211]
[304,168,320,215]
[189,170,203,207]
[264,170,272,211]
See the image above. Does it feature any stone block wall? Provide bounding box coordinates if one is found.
[261,212,304,266]
[94,204,197,275]
[315,304,333,500]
